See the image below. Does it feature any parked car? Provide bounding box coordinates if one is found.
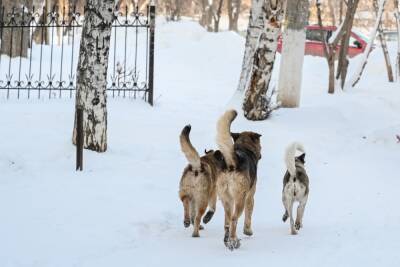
[277,25,368,58]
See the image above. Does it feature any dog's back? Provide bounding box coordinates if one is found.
[283,142,309,199]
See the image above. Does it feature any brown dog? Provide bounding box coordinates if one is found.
[179,125,225,237]
[216,110,262,250]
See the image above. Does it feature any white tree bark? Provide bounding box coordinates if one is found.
[73,0,114,152]
[351,0,386,87]
[242,0,284,120]
[277,0,309,108]
[236,0,265,92]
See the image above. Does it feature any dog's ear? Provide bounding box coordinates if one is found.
[231,132,240,141]
[204,149,214,154]
[296,153,306,164]
[250,132,262,142]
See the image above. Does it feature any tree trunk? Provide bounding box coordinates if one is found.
[32,0,51,45]
[277,0,309,108]
[236,0,264,92]
[0,0,32,58]
[328,0,335,26]
[72,0,114,152]
[199,0,213,31]
[373,0,394,82]
[317,0,359,94]
[228,0,241,32]
[213,0,224,32]
[242,0,284,121]
[336,0,360,89]
[351,0,386,87]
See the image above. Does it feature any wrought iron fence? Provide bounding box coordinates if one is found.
[0,4,155,105]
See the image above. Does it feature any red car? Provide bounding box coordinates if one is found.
[277,25,368,58]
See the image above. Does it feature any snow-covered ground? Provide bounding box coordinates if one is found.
[1,19,399,267]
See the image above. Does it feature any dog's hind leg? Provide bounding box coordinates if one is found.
[192,201,207,237]
[244,190,255,236]
[227,194,246,250]
[181,196,191,228]
[287,200,297,235]
[282,194,288,222]
[295,196,308,230]
[203,191,217,224]
[221,198,233,245]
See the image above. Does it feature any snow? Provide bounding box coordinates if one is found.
[1,19,400,266]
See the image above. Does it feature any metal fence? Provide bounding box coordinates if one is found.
[0,4,155,105]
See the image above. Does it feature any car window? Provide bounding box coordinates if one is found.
[306,29,331,42]
[349,36,358,47]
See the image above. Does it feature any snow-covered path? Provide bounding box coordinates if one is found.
[1,20,399,267]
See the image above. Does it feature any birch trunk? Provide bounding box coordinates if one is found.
[236,0,264,92]
[373,0,393,82]
[351,0,386,87]
[277,0,309,108]
[72,0,114,152]
[242,0,284,121]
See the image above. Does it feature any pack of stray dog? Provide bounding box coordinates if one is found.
[178,109,310,250]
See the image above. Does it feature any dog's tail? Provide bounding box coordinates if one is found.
[180,125,201,170]
[285,142,305,176]
[216,110,238,168]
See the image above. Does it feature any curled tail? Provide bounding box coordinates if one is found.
[285,142,305,176]
[216,110,238,168]
[180,125,201,170]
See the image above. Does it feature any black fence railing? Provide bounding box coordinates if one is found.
[0,4,155,105]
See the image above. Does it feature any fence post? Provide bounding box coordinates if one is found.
[148,2,155,106]
[76,106,83,171]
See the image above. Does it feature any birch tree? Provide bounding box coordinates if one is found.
[351,0,386,87]
[72,0,114,152]
[236,0,265,92]
[277,0,309,108]
[242,0,284,121]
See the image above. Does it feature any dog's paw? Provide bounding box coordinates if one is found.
[291,229,298,235]
[203,210,215,224]
[192,232,200,238]
[295,221,302,230]
[243,227,253,236]
[282,212,288,222]
[183,219,190,228]
[224,238,241,251]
